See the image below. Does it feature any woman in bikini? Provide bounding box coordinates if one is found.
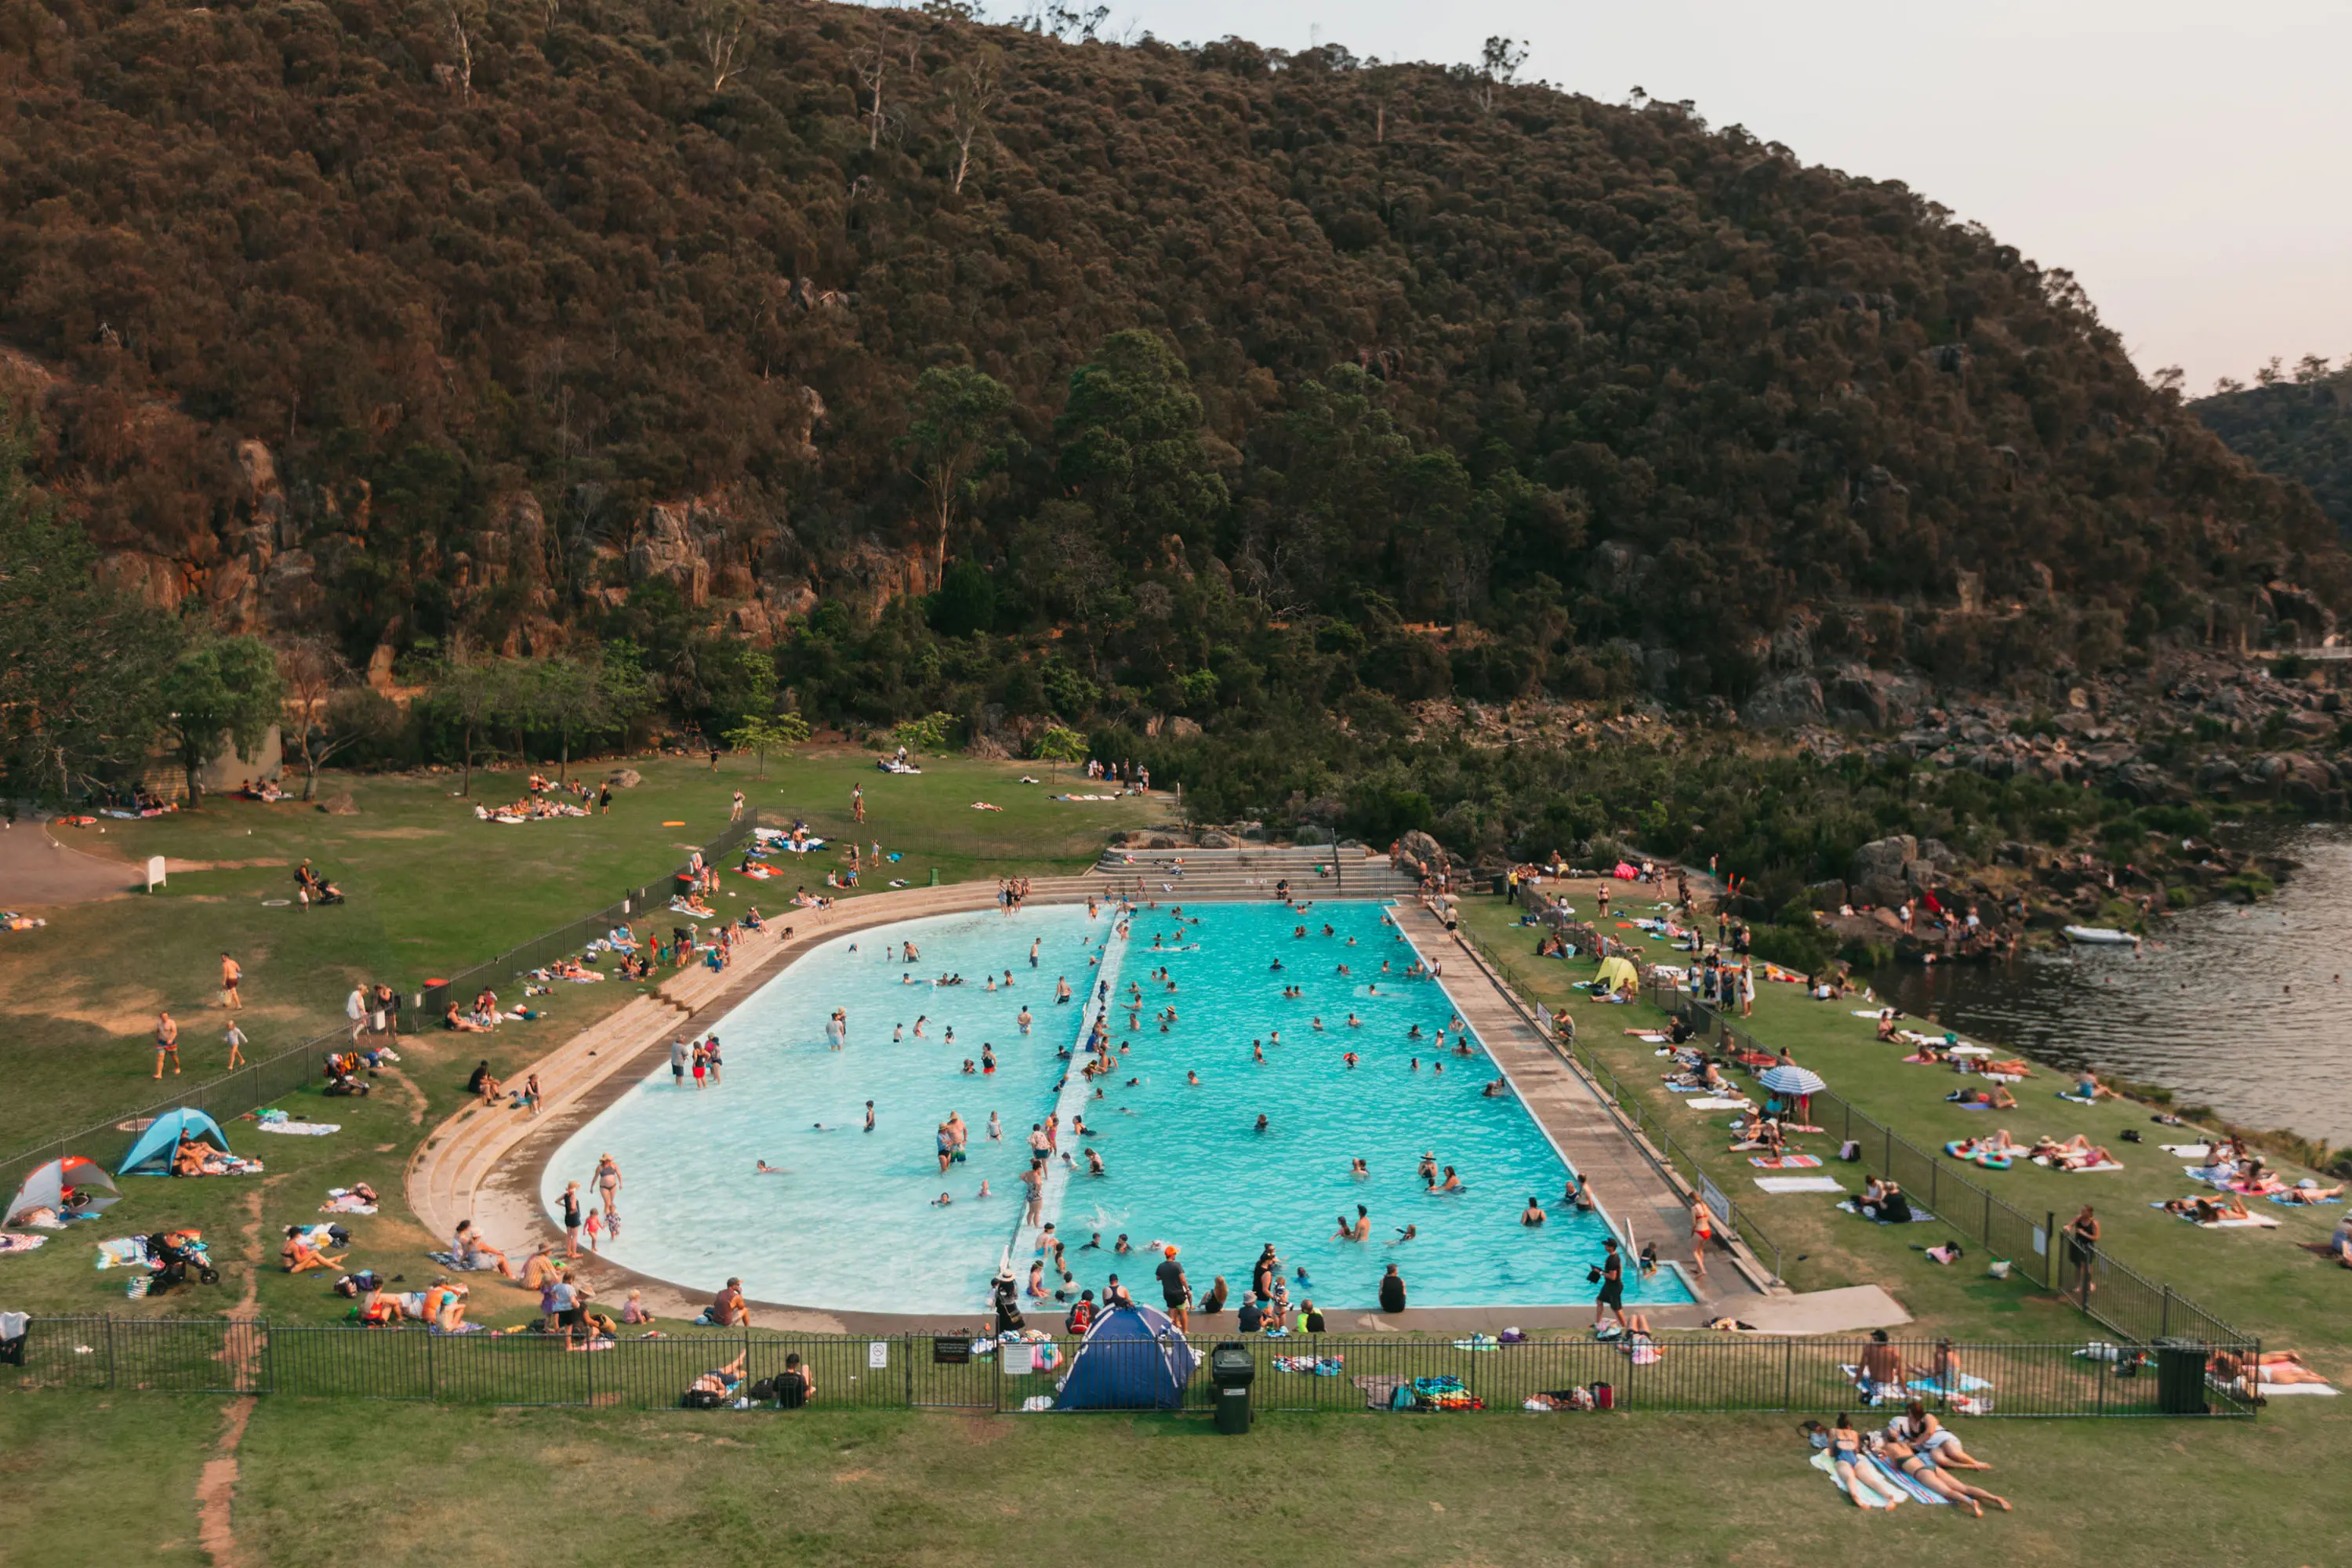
[1878,1436,2009,1515]
[1689,1199,1715,1278]
[1825,1414,1906,1508]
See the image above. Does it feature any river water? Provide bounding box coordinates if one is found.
[1866,824,2352,1144]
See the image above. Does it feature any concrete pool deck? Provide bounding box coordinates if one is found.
[408,869,1905,1336]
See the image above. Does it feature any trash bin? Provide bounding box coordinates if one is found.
[1210,1342,1255,1433]
[2152,1337,2209,1415]
[421,979,451,1019]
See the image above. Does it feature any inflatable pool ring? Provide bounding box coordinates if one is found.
[1974,1153,2013,1171]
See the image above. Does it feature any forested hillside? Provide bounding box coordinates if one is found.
[2,0,2346,745]
[2194,358,2352,544]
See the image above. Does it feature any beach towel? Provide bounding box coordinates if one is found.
[95,1236,151,1270]
[254,1121,339,1137]
[2267,1192,2343,1207]
[1907,1373,1993,1396]
[1688,1098,1755,1110]
[1809,1448,1895,1508]
[1755,1176,1848,1193]
[2151,1202,2279,1229]
[2056,1092,2100,1105]
[2259,1382,2339,1396]
[0,1233,49,1254]
[1867,1453,1951,1504]
[1749,1155,1822,1169]
[2034,1156,2125,1172]
[2159,1144,2212,1160]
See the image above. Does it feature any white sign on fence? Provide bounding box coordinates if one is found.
[867,1340,889,1370]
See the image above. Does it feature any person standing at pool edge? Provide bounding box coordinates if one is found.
[1594,1237,1625,1331]
[1157,1244,1190,1329]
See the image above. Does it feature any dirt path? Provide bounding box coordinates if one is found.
[0,817,138,905]
[194,1178,285,1565]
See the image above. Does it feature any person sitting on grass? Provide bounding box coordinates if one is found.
[1729,1118,1788,1156]
[1855,1329,1905,1399]
[1910,1338,1965,1387]
[2073,1074,2116,1100]
[281,1225,344,1273]
[707,1277,752,1327]
[419,1278,469,1333]
[1886,1400,1992,1469]
[619,1288,656,1327]
[452,1220,518,1279]
[774,1352,817,1407]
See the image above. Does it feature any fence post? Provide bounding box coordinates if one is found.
[1984,1188,1991,1243]
[104,1315,117,1390]
[426,1321,435,1401]
[1781,1336,1794,1411]
[2161,1285,2172,1339]
[904,1334,914,1407]
[2045,1210,2056,1293]
[1884,1126,1892,1171]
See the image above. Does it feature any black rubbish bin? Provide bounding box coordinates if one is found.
[2151,1337,2209,1415]
[420,979,451,1021]
[1210,1341,1256,1434]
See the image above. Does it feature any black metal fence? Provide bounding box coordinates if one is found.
[2,1316,2255,1417]
[1650,982,2254,1351]
[0,813,764,1192]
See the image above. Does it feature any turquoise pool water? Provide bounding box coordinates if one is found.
[545,899,1692,1314]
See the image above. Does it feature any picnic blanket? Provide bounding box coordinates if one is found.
[255,1121,339,1137]
[1836,1200,1940,1225]
[1748,1155,1822,1169]
[0,1233,49,1254]
[1688,1098,1755,1110]
[1755,1176,1849,1194]
[2267,1192,2343,1207]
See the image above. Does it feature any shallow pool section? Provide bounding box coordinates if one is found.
[547,899,1690,1313]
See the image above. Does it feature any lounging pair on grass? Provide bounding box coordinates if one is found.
[1802,1412,2009,1515]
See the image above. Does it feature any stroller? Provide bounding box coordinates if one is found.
[147,1231,220,1293]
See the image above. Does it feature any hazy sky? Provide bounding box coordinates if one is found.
[964,0,2352,394]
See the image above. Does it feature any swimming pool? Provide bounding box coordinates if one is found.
[544,899,1693,1314]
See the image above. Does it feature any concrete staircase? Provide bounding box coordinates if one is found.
[1083,844,1418,901]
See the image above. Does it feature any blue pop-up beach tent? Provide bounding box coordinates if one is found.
[118,1108,230,1176]
[1053,1304,1200,1410]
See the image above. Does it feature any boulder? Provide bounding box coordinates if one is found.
[606,768,644,788]
[964,733,1009,760]
[1828,665,1932,731]
[2193,756,2243,793]
[1807,879,1849,913]
[1196,829,1240,849]
[317,791,359,815]
[1396,829,1449,883]
[1740,673,1825,730]
[1848,834,1918,908]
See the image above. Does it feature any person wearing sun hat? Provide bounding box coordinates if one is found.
[1156,1243,1191,1329]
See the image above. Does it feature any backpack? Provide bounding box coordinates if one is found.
[680,1388,725,1410]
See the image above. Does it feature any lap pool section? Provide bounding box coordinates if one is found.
[546,899,1691,1314]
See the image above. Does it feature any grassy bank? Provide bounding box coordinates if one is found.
[2,750,1150,1143]
[1456,891,2352,1366]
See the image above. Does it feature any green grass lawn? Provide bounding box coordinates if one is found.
[0,1391,2337,1566]
[2,750,1154,1144]
[6,808,2348,1568]
[1455,893,2352,1368]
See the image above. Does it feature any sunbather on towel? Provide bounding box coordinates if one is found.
[1878,1436,2010,1514]
[2209,1348,2330,1387]
[2165,1193,2251,1225]
[2277,1180,2347,1204]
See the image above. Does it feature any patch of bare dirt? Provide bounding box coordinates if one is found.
[194,1396,256,1567]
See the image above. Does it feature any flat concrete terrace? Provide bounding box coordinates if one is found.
[416,867,1902,1336]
